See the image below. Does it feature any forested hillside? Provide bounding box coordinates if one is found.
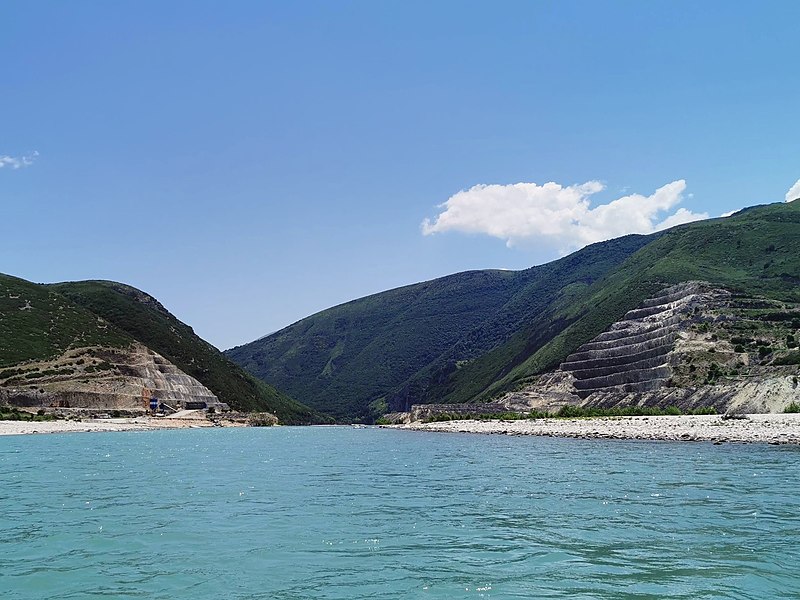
[226,234,656,420]
[229,201,800,422]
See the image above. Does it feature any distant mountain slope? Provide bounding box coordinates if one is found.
[49,281,327,424]
[469,201,800,403]
[225,233,656,421]
[229,201,800,422]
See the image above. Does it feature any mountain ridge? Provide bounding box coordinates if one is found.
[227,201,800,422]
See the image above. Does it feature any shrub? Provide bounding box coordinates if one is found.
[246,412,278,427]
[554,405,713,418]
[784,402,800,413]
[774,352,800,366]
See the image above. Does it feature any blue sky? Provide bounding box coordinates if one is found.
[2,1,799,349]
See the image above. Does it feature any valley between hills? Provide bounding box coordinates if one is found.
[2,201,799,429]
[228,201,800,423]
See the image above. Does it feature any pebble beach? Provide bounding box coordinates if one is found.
[0,414,224,436]
[394,413,800,445]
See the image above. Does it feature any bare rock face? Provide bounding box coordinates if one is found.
[581,376,799,414]
[0,343,226,412]
[501,371,578,413]
[502,282,800,414]
[563,282,718,399]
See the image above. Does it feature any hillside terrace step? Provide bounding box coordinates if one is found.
[572,365,672,391]
[570,354,672,381]
[576,377,670,399]
[593,321,662,343]
[593,312,686,341]
[578,326,680,352]
[563,331,678,365]
[623,300,695,321]
[564,347,674,377]
[639,286,704,307]
[605,310,687,332]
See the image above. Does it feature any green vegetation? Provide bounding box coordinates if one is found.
[0,272,327,424]
[246,412,279,427]
[774,352,800,366]
[0,406,56,422]
[424,410,549,422]
[0,274,132,368]
[50,281,330,424]
[229,201,800,422]
[418,405,717,422]
[554,405,717,418]
[227,234,654,421]
[458,202,800,403]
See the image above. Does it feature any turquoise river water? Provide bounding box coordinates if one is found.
[1,426,799,599]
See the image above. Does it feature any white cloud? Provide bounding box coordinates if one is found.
[785,179,800,203]
[422,179,708,253]
[720,209,740,218]
[0,151,39,170]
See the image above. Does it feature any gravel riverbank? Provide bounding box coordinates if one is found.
[0,413,234,435]
[392,413,800,445]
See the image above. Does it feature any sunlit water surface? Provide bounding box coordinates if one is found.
[1,426,799,599]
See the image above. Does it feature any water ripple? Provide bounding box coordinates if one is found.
[2,428,800,598]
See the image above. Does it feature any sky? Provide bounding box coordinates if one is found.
[2,1,799,350]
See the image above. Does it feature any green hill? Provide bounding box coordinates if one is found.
[227,201,800,422]
[439,202,800,404]
[1,274,325,424]
[0,274,132,368]
[225,233,657,421]
[48,281,328,424]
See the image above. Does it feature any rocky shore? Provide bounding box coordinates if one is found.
[392,413,800,445]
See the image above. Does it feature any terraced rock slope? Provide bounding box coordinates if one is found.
[563,282,713,399]
[502,282,800,415]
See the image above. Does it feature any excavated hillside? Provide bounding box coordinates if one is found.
[501,282,800,415]
[0,343,225,411]
[563,282,712,399]
[1,273,325,423]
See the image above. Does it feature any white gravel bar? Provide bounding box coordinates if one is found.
[393,413,800,445]
[0,417,217,436]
